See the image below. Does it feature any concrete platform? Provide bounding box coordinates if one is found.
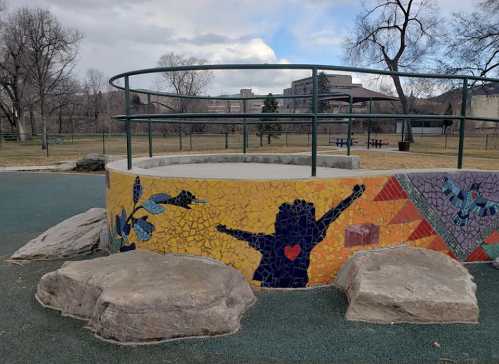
[150,162,357,179]
[106,153,360,178]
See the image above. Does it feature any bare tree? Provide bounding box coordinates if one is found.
[47,76,80,133]
[157,52,212,113]
[0,5,32,140]
[442,0,499,79]
[346,0,441,142]
[84,68,105,131]
[20,7,82,150]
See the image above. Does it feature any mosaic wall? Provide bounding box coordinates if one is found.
[398,172,499,262]
[106,170,499,288]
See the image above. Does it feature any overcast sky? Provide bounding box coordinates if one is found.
[9,0,476,94]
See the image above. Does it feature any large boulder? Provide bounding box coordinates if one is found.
[36,251,256,344]
[74,153,108,172]
[10,208,108,260]
[335,246,479,324]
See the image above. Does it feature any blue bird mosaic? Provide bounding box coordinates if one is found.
[443,176,499,226]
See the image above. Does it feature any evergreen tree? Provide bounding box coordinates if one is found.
[318,72,330,113]
[308,72,330,113]
[257,93,281,146]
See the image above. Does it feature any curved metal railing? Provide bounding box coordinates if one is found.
[109,64,499,174]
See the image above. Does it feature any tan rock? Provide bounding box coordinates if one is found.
[10,208,107,260]
[36,250,256,344]
[335,246,479,324]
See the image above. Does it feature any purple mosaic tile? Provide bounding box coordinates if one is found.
[406,172,499,258]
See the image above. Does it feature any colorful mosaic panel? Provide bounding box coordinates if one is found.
[398,172,499,261]
[106,169,492,288]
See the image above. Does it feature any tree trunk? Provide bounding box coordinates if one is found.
[29,106,36,136]
[259,133,263,147]
[17,117,30,142]
[390,73,414,143]
[40,95,48,150]
[267,133,271,145]
[58,107,63,134]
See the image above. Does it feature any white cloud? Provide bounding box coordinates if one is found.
[4,0,480,97]
[307,30,346,47]
[7,0,300,94]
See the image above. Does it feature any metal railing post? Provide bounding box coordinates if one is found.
[367,98,372,149]
[457,78,468,169]
[243,99,247,153]
[102,128,106,155]
[147,93,152,157]
[311,67,318,177]
[178,123,182,151]
[124,75,132,170]
[347,95,352,156]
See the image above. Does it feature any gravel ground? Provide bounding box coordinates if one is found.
[1,172,498,364]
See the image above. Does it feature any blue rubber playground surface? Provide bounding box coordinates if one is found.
[1,172,498,364]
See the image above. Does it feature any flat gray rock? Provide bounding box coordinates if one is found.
[10,208,107,260]
[74,153,109,171]
[36,251,256,344]
[335,246,479,324]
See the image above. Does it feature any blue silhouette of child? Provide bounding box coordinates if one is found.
[216,184,365,288]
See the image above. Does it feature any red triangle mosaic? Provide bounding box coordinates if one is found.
[373,177,408,201]
[389,201,423,224]
[408,220,436,241]
[466,246,490,262]
[484,230,499,244]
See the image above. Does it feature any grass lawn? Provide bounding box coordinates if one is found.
[1,133,498,170]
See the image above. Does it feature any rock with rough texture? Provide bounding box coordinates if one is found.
[52,161,77,172]
[335,246,479,324]
[10,208,107,260]
[36,251,256,344]
[74,153,108,171]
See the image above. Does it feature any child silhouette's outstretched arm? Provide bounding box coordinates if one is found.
[216,224,273,252]
[314,184,365,242]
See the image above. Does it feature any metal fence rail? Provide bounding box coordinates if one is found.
[109,63,499,175]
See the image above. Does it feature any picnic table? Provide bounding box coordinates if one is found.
[335,137,357,147]
[368,139,389,148]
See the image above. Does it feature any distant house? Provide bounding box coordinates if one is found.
[282,74,363,113]
[395,119,446,135]
[430,83,499,131]
[280,73,399,133]
[205,89,276,114]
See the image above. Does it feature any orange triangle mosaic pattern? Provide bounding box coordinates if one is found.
[308,176,445,285]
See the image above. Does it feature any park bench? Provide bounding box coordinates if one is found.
[1,132,17,142]
[48,135,65,144]
[368,139,389,148]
